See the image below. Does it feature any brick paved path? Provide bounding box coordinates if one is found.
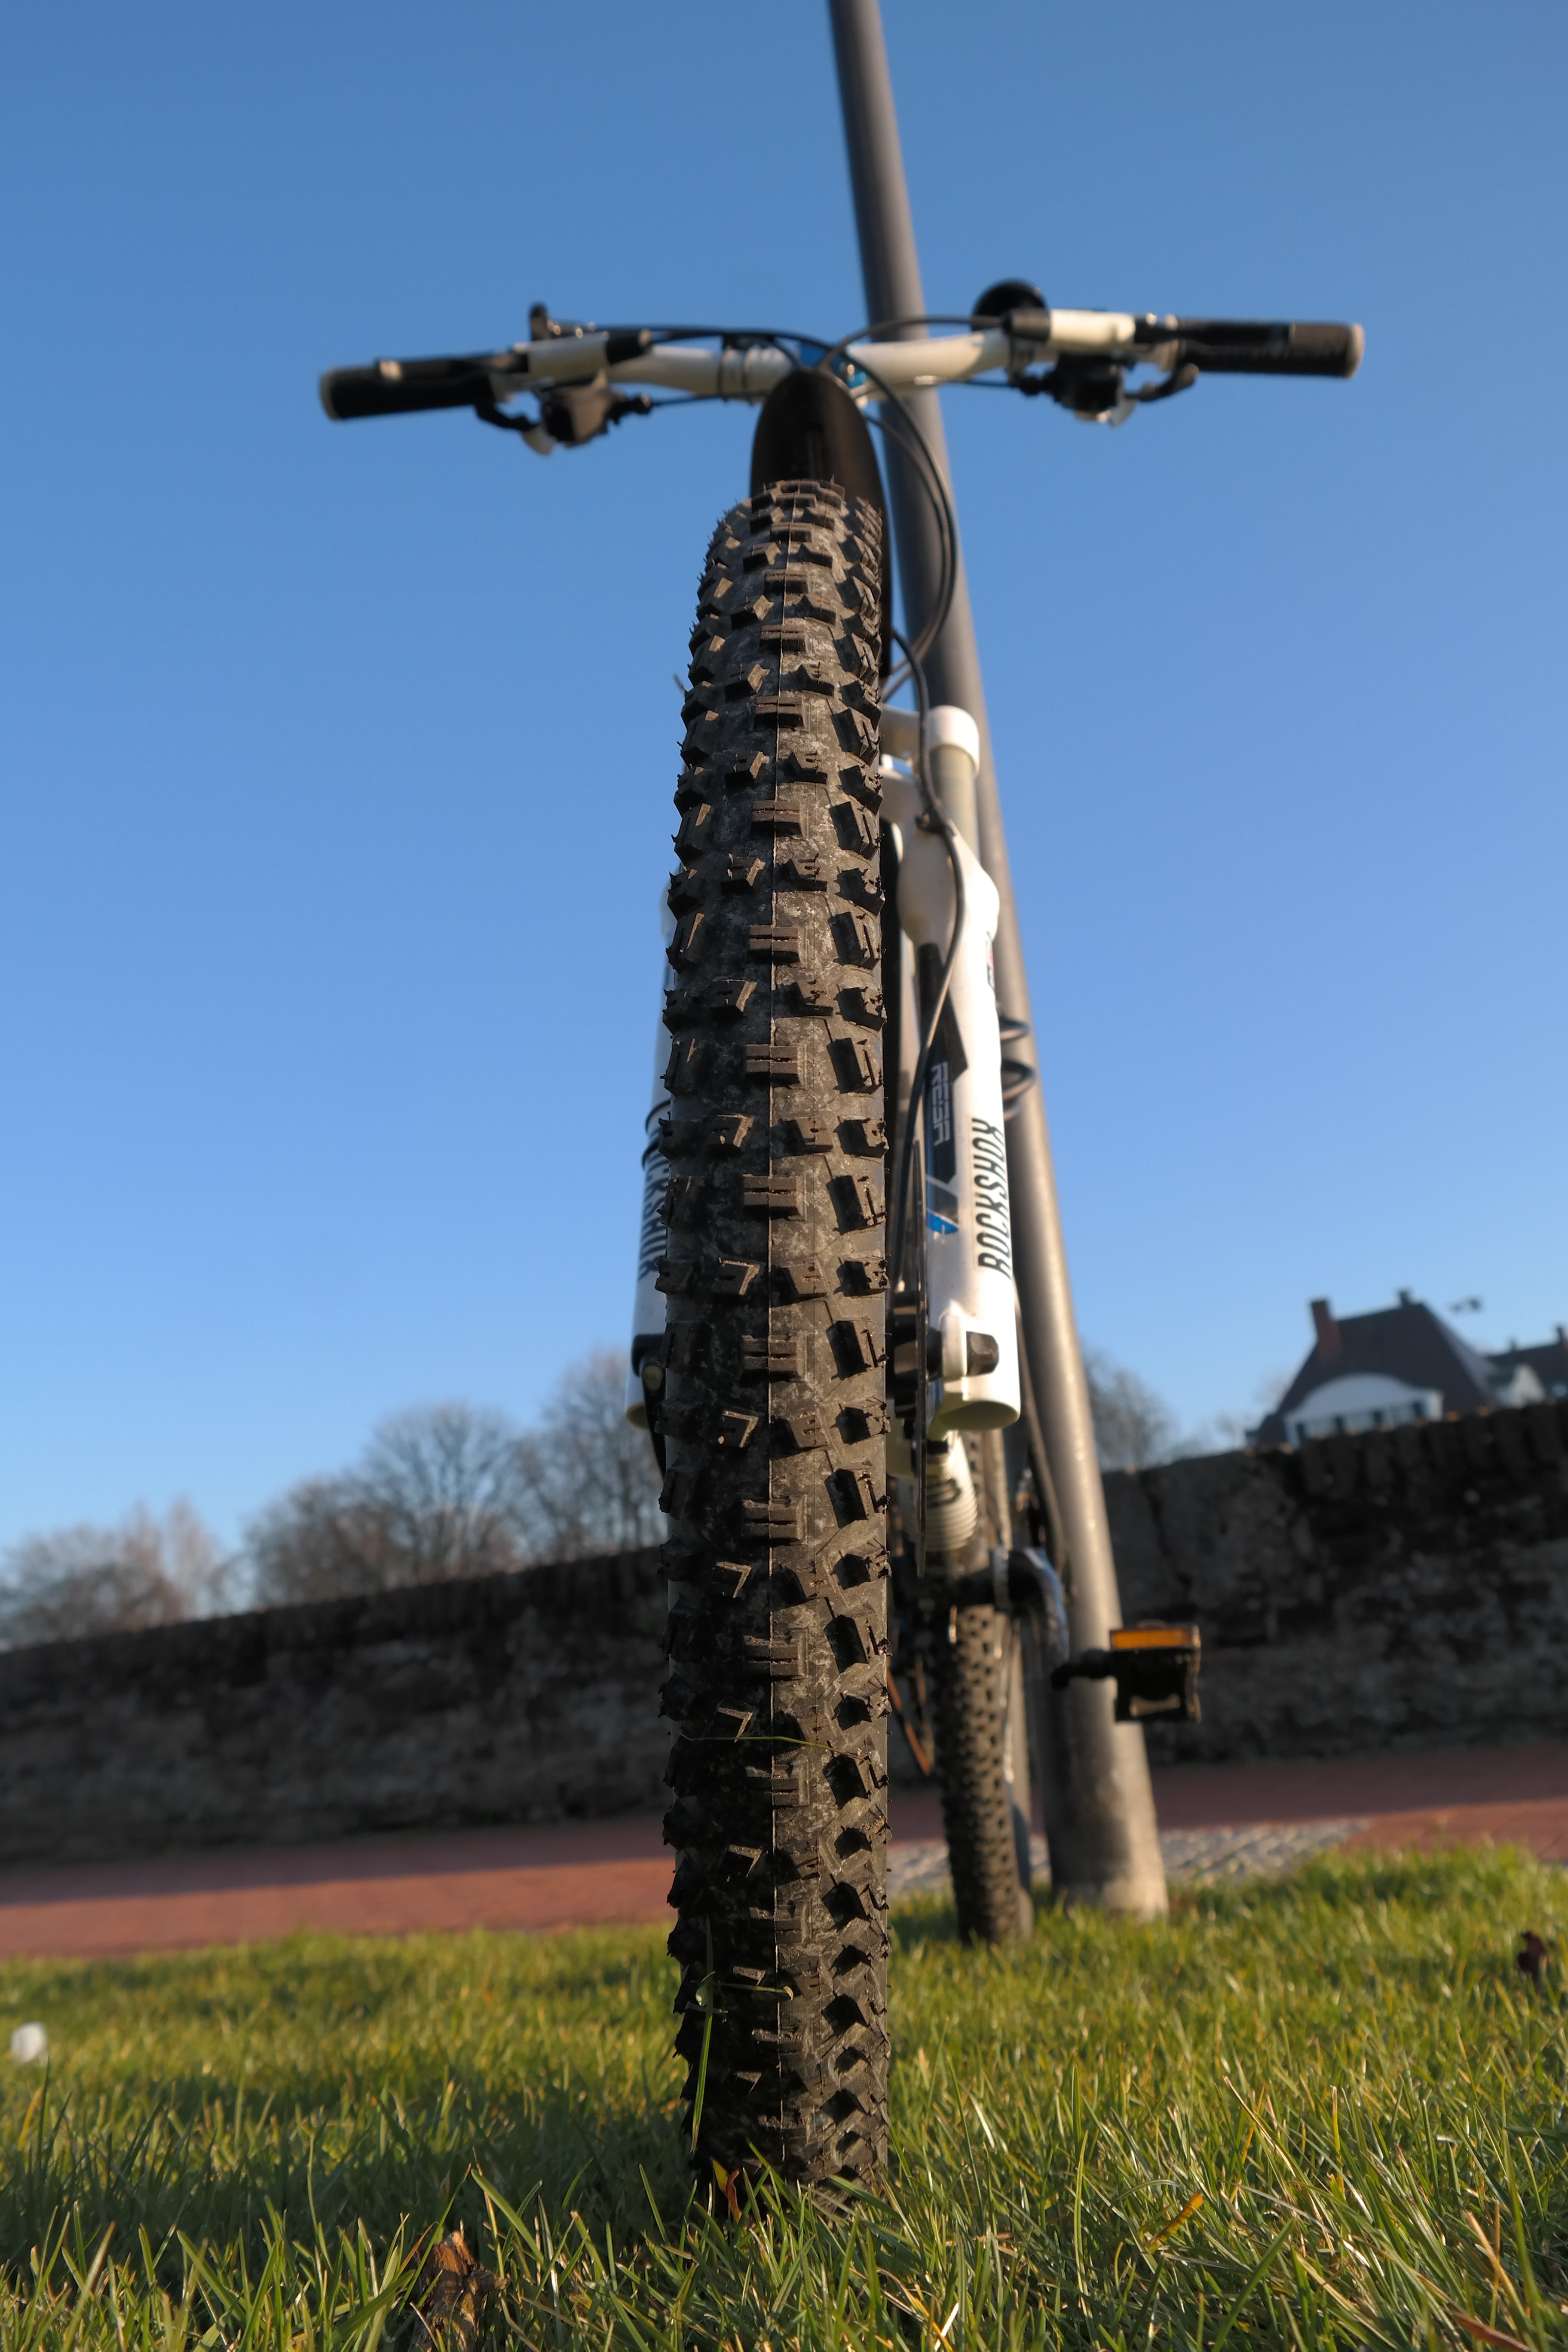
[4,1740,1566,1961]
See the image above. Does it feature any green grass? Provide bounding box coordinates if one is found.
[3,1847,1568,2348]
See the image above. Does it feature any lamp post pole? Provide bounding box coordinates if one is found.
[827,0,1167,1914]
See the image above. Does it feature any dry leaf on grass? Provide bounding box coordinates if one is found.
[1450,2313,1533,2352]
[416,2225,500,2349]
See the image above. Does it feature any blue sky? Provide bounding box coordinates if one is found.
[2,1,1562,1551]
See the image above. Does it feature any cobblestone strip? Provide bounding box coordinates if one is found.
[888,1820,1367,1903]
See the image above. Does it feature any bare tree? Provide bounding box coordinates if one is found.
[0,1500,229,1649]
[244,1476,402,1606]
[361,1403,536,1580]
[1083,1348,1182,1471]
[248,1403,532,1606]
[245,1361,662,1605]
[511,1348,665,1559]
[1,1354,668,1638]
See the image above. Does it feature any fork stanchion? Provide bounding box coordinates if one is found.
[828,0,1168,1915]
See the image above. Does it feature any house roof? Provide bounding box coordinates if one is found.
[1253,1295,1500,1446]
[1490,1330,1568,1402]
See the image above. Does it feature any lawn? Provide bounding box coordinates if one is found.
[3,1847,1567,2349]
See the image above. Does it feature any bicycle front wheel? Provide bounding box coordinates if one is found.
[658,480,891,2186]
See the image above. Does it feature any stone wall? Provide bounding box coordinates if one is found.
[1110,1398,1568,1764]
[0,1549,669,1870]
[2,1401,1566,1869]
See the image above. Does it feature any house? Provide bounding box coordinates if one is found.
[1253,1294,1568,1448]
[1490,1330,1568,1405]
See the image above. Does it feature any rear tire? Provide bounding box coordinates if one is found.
[658,481,891,2185]
[931,1594,1035,1943]
[920,1431,1032,1945]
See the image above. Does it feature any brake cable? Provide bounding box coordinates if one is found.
[837,346,960,677]
[566,315,964,674]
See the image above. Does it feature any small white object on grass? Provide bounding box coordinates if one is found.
[9,2023,48,2065]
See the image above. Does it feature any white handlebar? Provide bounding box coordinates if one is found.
[476,312,1152,409]
[321,308,1362,428]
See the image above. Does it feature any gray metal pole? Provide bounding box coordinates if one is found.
[827,0,1166,1914]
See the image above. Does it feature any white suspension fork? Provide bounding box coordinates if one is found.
[882,709,1021,1447]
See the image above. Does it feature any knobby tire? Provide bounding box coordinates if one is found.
[931,1578,1034,1944]
[659,482,891,2185]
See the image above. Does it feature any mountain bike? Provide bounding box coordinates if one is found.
[322,291,1360,2185]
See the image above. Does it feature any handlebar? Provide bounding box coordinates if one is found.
[319,306,1363,432]
[319,328,658,423]
[321,356,504,420]
[1004,308,1362,378]
[1160,318,1363,379]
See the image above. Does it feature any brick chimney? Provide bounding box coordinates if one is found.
[1310,1297,1341,1361]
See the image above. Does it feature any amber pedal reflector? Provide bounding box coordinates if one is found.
[1110,1624,1201,1653]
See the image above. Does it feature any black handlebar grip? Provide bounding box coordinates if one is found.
[1172,319,1364,378]
[318,356,497,420]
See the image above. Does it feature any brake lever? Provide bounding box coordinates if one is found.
[473,395,557,454]
[1131,362,1200,405]
[1017,357,1197,423]
[475,386,654,456]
